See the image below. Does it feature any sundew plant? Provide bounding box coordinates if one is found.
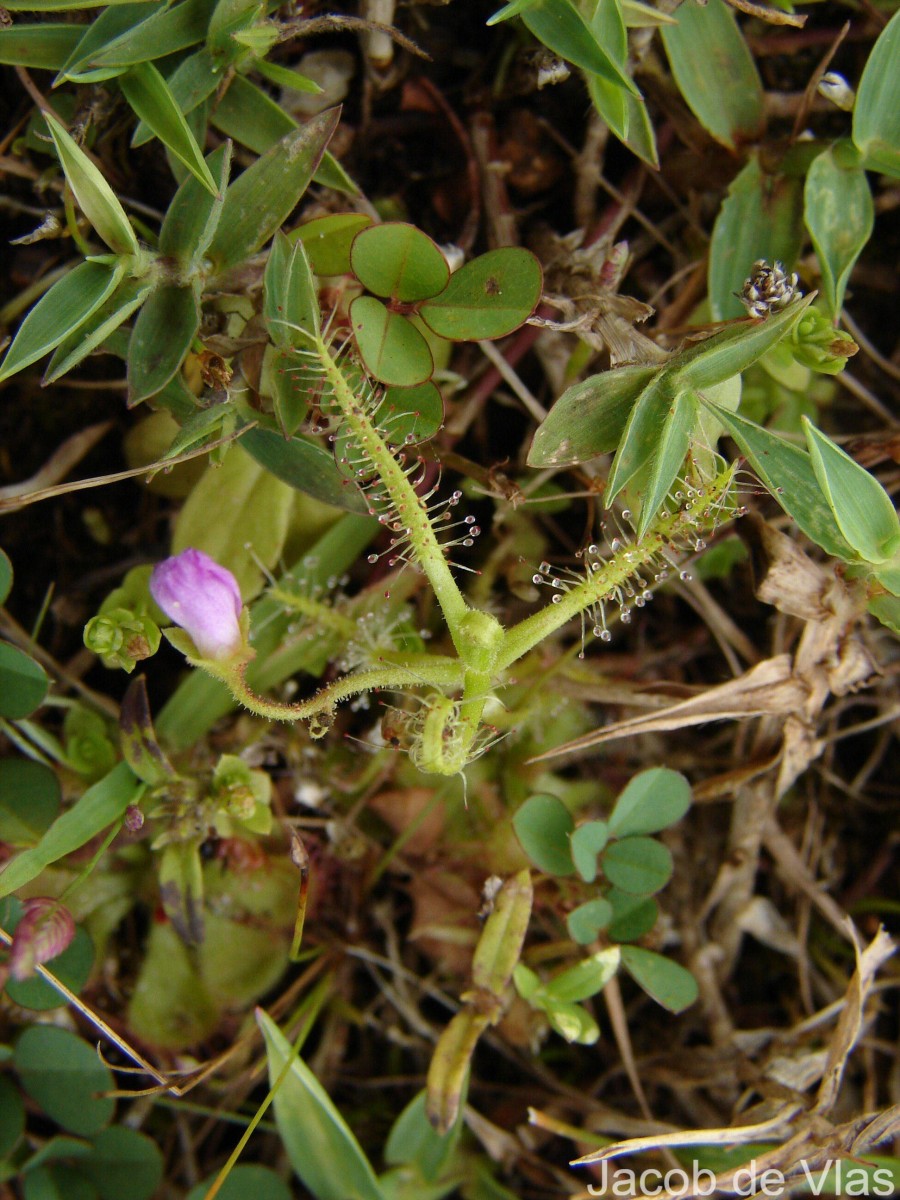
[1,1,899,1198]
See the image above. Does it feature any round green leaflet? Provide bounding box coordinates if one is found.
[78,1127,164,1200]
[187,1165,293,1200]
[0,1074,25,1159]
[419,247,542,340]
[14,1025,115,1136]
[602,836,673,896]
[374,381,444,445]
[0,642,49,719]
[512,793,575,876]
[350,295,434,387]
[0,758,61,845]
[350,222,449,302]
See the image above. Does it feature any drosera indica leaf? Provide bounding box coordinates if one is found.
[350,222,449,302]
[419,247,542,341]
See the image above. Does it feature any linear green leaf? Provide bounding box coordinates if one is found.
[0,762,141,899]
[207,107,339,274]
[127,283,201,404]
[159,142,231,267]
[210,73,357,195]
[120,61,217,194]
[605,375,675,503]
[264,232,321,349]
[44,113,139,255]
[528,364,656,467]
[132,48,220,146]
[0,260,122,382]
[803,417,900,563]
[804,146,873,318]
[44,275,153,382]
[703,402,854,560]
[521,0,638,95]
[852,8,900,179]
[56,0,158,80]
[661,0,764,150]
[89,0,213,67]
[0,24,82,68]
[258,1009,387,1200]
[674,294,814,390]
[638,388,699,536]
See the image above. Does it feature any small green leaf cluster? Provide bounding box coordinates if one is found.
[347,222,542,387]
[0,108,339,416]
[529,295,818,534]
[512,768,698,1025]
[709,406,900,632]
[0,0,342,192]
[0,1023,162,1200]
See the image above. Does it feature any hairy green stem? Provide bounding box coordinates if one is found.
[195,656,466,726]
[316,335,472,649]
[496,467,736,672]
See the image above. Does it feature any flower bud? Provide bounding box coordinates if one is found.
[84,608,161,672]
[791,309,859,374]
[150,549,244,661]
[9,898,75,980]
[124,804,145,832]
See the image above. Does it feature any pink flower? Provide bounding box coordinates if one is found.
[150,548,244,661]
[10,898,75,980]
